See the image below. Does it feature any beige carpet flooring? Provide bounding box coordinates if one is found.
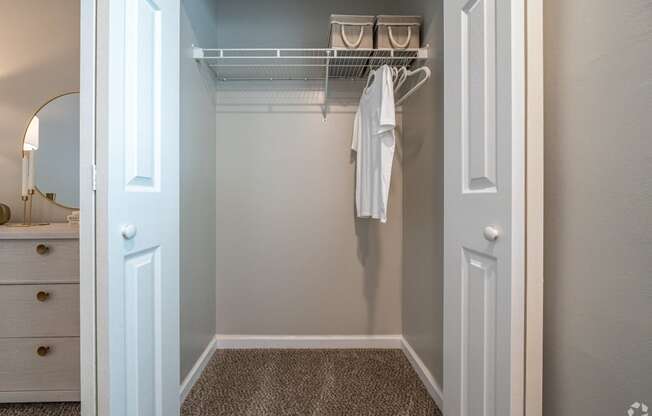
[0,402,80,416]
[0,349,441,416]
[182,349,442,416]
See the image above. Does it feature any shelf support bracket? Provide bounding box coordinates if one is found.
[192,45,204,61]
[321,50,332,122]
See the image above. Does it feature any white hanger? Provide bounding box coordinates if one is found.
[395,66,431,106]
[365,65,390,94]
[364,65,430,103]
[364,69,377,94]
[394,67,409,93]
[391,66,404,84]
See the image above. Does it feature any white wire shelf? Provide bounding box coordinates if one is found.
[193,47,429,81]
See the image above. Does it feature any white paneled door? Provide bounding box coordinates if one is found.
[98,0,180,415]
[444,0,525,415]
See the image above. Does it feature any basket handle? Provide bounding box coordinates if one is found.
[340,24,365,49]
[388,26,412,49]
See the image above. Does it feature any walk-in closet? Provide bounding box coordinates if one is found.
[179,0,446,414]
[89,0,530,413]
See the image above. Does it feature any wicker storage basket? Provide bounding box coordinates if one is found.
[375,15,422,49]
[329,15,375,49]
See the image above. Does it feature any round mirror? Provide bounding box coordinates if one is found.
[23,93,80,210]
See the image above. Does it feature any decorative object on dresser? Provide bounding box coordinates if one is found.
[0,223,80,403]
[66,210,80,225]
[7,92,79,228]
[0,204,10,225]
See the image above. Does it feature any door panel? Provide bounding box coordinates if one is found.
[124,0,161,191]
[124,248,161,416]
[462,248,496,416]
[98,0,180,414]
[444,0,525,415]
[461,0,497,193]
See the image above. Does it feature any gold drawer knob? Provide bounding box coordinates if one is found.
[36,244,50,255]
[37,346,50,357]
[36,291,50,302]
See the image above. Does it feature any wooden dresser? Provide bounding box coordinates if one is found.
[0,224,80,403]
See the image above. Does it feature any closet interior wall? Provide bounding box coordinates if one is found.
[213,0,416,337]
[400,0,444,388]
[182,0,444,386]
[180,0,219,382]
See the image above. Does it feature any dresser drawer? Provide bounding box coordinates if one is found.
[0,284,79,337]
[0,240,79,284]
[0,337,80,392]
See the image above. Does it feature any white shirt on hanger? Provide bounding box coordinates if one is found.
[352,65,396,223]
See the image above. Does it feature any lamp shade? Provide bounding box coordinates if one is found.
[23,116,39,151]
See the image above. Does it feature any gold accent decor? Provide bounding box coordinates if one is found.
[5,189,50,227]
[37,346,50,357]
[36,244,50,255]
[36,291,50,302]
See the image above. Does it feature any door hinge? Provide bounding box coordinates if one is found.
[91,163,97,191]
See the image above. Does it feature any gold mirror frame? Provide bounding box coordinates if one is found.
[22,92,80,211]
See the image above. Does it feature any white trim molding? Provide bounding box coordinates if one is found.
[179,335,218,404]
[214,334,403,349]
[79,0,97,414]
[401,338,444,410]
[525,0,544,415]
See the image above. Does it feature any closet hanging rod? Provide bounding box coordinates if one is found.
[209,64,417,68]
[195,47,428,54]
[207,56,424,61]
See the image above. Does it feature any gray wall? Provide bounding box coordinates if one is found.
[212,0,408,336]
[401,1,445,387]
[215,0,423,48]
[215,107,403,335]
[544,0,652,414]
[0,0,79,223]
[179,0,218,381]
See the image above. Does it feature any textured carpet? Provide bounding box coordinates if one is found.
[0,402,80,416]
[182,349,442,416]
[0,350,440,416]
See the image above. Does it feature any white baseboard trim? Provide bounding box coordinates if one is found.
[400,338,444,410]
[179,335,218,404]
[214,334,403,349]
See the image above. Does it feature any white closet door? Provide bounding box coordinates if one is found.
[444,0,525,415]
[97,0,180,415]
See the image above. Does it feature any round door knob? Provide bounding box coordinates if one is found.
[483,225,500,242]
[36,291,50,302]
[121,224,137,240]
[37,346,50,357]
[36,244,49,255]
